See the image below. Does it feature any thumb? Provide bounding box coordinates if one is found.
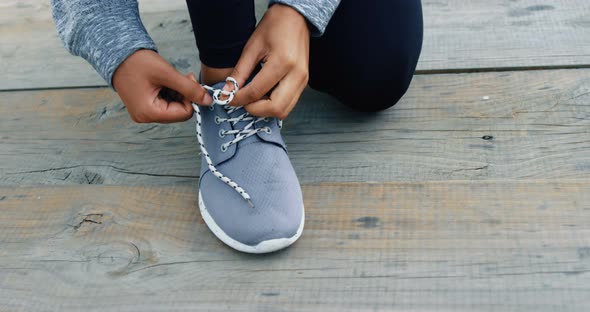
[157,69,213,106]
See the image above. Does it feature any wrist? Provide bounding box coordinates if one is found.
[268,0,338,36]
[267,3,310,35]
[112,49,156,91]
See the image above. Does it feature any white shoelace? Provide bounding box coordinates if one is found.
[191,77,269,208]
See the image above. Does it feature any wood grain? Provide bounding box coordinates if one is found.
[2,0,590,89]
[1,69,589,185]
[421,0,590,72]
[1,181,589,311]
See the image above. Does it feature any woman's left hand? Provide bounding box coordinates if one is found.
[227,4,310,119]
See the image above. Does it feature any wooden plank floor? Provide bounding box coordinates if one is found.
[1,182,590,311]
[2,69,590,185]
[2,0,590,89]
[1,0,590,311]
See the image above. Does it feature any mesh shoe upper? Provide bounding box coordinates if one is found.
[196,82,304,247]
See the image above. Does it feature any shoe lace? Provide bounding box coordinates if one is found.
[191,77,271,208]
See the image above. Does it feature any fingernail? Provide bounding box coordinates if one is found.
[222,83,230,92]
[203,92,213,105]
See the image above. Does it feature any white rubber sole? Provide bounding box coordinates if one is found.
[198,191,305,254]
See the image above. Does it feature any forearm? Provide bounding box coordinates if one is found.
[269,0,341,36]
[51,0,157,86]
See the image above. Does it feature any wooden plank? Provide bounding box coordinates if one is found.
[1,69,590,185]
[1,181,589,311]
[2,0,590,89]
[0,0,260,90]
[420,0,590,72]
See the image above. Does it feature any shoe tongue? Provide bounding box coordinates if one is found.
[226,106,262,146]
[227,106,251,127]
[208,81,265,147]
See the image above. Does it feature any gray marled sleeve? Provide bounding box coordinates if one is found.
[269,0,341,36]
[51,0,157,86]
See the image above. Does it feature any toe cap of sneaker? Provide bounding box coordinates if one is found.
[199,185,304,251]
[199,151,304,249]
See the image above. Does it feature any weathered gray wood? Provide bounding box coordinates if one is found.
[1,181,589,311]
[1,69,589,185]
[0,2,198,90]
[2,0,590,89]
[421,0,590,72]
[0,0,264,90]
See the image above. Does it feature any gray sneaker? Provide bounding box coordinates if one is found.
[192,79,304,253]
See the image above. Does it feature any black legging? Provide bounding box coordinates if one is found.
[186,0,423,111]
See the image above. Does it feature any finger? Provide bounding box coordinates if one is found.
[225,41,265,92]
[156,69,213,106]
[244,71,305,119]
[232,58,290,106]
[144,97,194,124]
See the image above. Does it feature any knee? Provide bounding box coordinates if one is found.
[335,65,415,112]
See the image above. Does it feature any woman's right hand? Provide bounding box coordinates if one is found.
[112,49,213,123]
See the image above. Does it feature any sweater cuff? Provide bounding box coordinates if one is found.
[65,2,157,86]
[269,0,340,37]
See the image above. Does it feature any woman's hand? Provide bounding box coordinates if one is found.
[228,4,310,119]
[113,49,213,123]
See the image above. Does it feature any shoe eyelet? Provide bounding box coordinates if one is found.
[214,116,221,124]
[208,105,214,111]
[220,144,228,152]
[263,117,270,122]
[218,129,226,138]
[264,127,272,134]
